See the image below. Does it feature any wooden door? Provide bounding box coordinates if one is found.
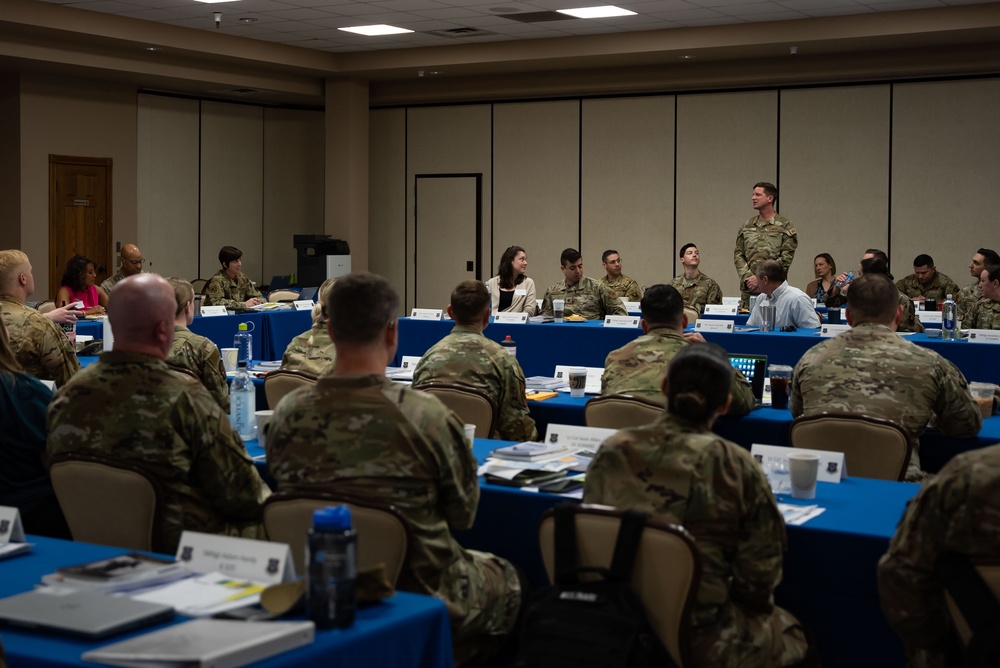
[49,156,112,298]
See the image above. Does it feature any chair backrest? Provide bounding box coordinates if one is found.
[416,383,497,438]
[585,394,664,430]
[49,453,164,552]
[944,562,1000,647]
[191,278,208,295]
[539,504,700,667]
[262,492,410,582]
[789,412,913,481]
[683,306,700,325]
[268,289,300,302]
[264,369,318,410]
[36,299,56,314]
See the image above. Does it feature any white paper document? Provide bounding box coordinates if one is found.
[131,572,268,617]
[777,504,826,526]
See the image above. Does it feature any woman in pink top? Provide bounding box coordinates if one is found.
[55,255,108,316]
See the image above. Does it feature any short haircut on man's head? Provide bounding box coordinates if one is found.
[754,181,778,201]
[678,243,697,259]
[847,273,899,322]
[449,280,490,325]
[218,246,242,266]
[327,273,399,345]
[756,259,785,283]
[913,254,934,268]
[864,248,889,263]
[984,265,1000,284]
[166,277,194,318]
[639,284,684,327]
[601,249,619,264]
[0,250,29,290]
[859,257,889,276]
[560,248,582,267]
[978,248,1000,266]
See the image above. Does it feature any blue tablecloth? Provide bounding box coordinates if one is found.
[0,536,453,668]
[264,311,314,360]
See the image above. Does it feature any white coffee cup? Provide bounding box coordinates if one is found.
[553,299,565,323]
[788,452,820,500]
[463,423,476,446]
[255,410,274,448]
[220,347,239,372]
[568,367,587,398]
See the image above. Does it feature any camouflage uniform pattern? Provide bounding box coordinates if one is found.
[671,273,723,314]
[412,325,538,442]
[601,327,755,417]
[599,274,643,302]
[790,322,982,481]
[280,324,336,376]
[202,270,262,309]
[99,269,125,294]
[540,276,627,319]
[733,215,798,310]
[878,444,1000,668]
[895,272,960,303]
[963,297,1000,330]
[584,412,809,668]
[957,281,981,325]
[0,295,80,387]
[898,292,925,333]
[167,324,230,412]
[266,374,521,651]
[47,350,269,553]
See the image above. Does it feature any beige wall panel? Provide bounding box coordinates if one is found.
[369,108,407,313]
[19,73,138,298]
[263,108,325,284]
[892,79,1000,288]
[781,86,890,293]
[676,91,777,298]
[493,101,580,292]
[199,101,263,284]
[581,96,674,290]
[137,94,200,282]
[405,105,492,310]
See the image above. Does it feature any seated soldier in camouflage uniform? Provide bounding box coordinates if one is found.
[791,273,981,482]
[47,275,270,553]
[828,250,923,333]
[280,277,337,376]
[598,249,643,302]
[602,284,754,416]
[413,280,538,442]
[671,243,723,314]
[540,248,627,320]
[956,248,999,324]
[895,253,960,305]
[202,245,262,310]
[964,264,1000,330]
[166,277,230,411]
[586,344,812,668]
[0,249,80,387]
[878,443,1000,667]
[266,273,522,666]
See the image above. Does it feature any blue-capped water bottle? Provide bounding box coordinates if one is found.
[229,360,257,441]
[234,322,252,367]
[942,294,959,341]
[307,505,357,629]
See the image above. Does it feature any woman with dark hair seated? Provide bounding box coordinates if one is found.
[805,253,836,305]
[55,254,108,316]
[584,343,812,668]
[203,245,263,309]
[485,245,536,315]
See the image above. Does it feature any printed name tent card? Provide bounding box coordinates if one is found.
[751,444,847,483]
[0,506,30,559]
[603,315,641,328]
[410,308,443,320]
[695,320,734,333]
[199,305,228,317]
[819,324,851,337]
[175,531,295,585]
[494,312,529,324]
[704,304,739,315]
[292,300,314,311]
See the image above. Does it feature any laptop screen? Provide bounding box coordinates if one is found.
[728,354,767,403]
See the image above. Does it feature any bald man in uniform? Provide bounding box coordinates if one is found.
[101,243,146,294]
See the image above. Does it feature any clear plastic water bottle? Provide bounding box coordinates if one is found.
[307,505,357,629]
[234,323,252,367]
[834,271,854,290]
[942,293,959,341]
[229,360,257,441]
[501,335,517,357]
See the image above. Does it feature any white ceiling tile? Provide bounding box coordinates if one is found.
[370,0,452,10]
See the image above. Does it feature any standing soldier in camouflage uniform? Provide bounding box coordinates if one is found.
[412,280,538,442]
[266,273,522,665]
[586,344,812,668]
[166,277,230,411]
[602,284,754,416]
[734,182,798,311]
[280,277,337,376]
[202,246,262,309]
[895,253,960,305]
[964,264,1000,330]
[540,248,627,319]
[47,275,269,553]
[599,250,643,302]
[791,273,981,482]
[671,243,723,314]
[0,250,80,386]
[878,443,1000,668]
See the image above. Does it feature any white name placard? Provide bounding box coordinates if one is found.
[554,365,604,394]
[621,300,641,312]
[410,308,443,321]
[967,329,1000,344]
[0,506,26,544]
[494,312,529,324]
[695,319,735,333]
[704,304,738,316]
[722,297,741,306]
[819,324,852,337]
[399,355,421,371]
[200,305,228,317]
[751,444,847,483]
[176,531,295,583]
[603,315,641,328]
[544,424,617,453]
[292,300,314,311]
[918,311,942,325]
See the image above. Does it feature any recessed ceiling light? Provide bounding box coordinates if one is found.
[556,5,636,19]
[339,24,413,36]
[680,54,695,60]
[239,17,257,23]
[145,47,162,51]
[193,0,240,4]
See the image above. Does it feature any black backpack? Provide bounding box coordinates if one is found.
[515,504,678,668]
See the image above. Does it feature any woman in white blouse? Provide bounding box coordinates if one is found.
[485,245,537,315]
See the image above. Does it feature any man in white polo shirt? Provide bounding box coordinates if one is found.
[746,259,820,329]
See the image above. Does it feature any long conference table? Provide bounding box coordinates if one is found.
[0,536,453,668]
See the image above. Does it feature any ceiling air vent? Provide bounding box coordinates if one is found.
[427,27,497,38]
